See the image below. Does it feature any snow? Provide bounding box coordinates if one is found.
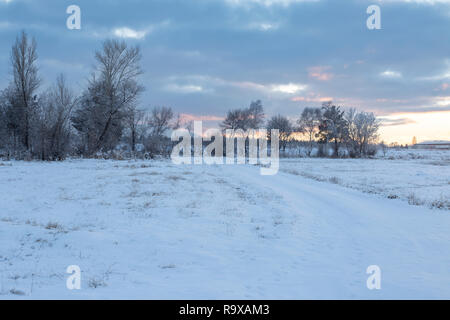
[416,140,450,145]
[0,152,449,299]
[280,149,450,210]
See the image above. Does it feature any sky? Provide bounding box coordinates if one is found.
[0,0,449,144]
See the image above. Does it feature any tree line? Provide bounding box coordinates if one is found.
[0,31,381,161]
[220,101,380,158]
[0,32,179,160]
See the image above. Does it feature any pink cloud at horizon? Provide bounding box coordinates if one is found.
[179,113,224,123]
[308,66,334,81]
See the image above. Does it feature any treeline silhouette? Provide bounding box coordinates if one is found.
[0,31,381,161]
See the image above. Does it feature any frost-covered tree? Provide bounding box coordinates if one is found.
[345,108,380,157]
[145,106,174,137]
[221,100,265,131]
[318,102,347,157]
[124,105,144,154]
[9,31,41,154]
[143,106,175,157]
[221,109,249,131]
[72,39,144,155]
[267,115,293,152]
[221,109,248,131]
[297,107,322,156]
[33,75,76,160]
[0,86,21,158]
[247,100,265,129]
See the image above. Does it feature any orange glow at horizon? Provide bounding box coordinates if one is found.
[379,111,450,145]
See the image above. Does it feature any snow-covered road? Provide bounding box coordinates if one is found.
[0,160,449,299]
[223,164,450,299]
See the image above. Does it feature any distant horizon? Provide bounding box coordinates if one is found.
[1,0,449,144]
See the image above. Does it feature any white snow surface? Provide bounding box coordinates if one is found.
[280,149,450,210]
[0,154,449,299]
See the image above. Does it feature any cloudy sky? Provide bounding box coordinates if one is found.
[1,0,449,143]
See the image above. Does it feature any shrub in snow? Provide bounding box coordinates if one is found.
[407,193,424,206]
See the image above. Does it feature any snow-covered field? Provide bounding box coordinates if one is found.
[281,149,450,210]
[1,150,449,299]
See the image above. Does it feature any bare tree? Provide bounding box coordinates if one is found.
[35,75,76,160]
[72,39,144,155]
[221,109,248,131]
[221,100,265,131]
[95,40,143,150]
[318,102,347,157]
[297,107,322,156]
[0,91,9,157]
[172,113,182,131]
[379,140,388,157]
[345,108,380,157]
[248,100,265,129]
[184,120,194,135]
[125,105,144,154]
[143,106,175,157]
[10,31,41,153]
[267,115,293,152]
[145,106,174,136]
[0,86,21,158]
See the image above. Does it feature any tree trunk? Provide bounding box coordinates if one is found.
[131,128,136,153]
[96,114,113,151]
[334,139,338,157]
